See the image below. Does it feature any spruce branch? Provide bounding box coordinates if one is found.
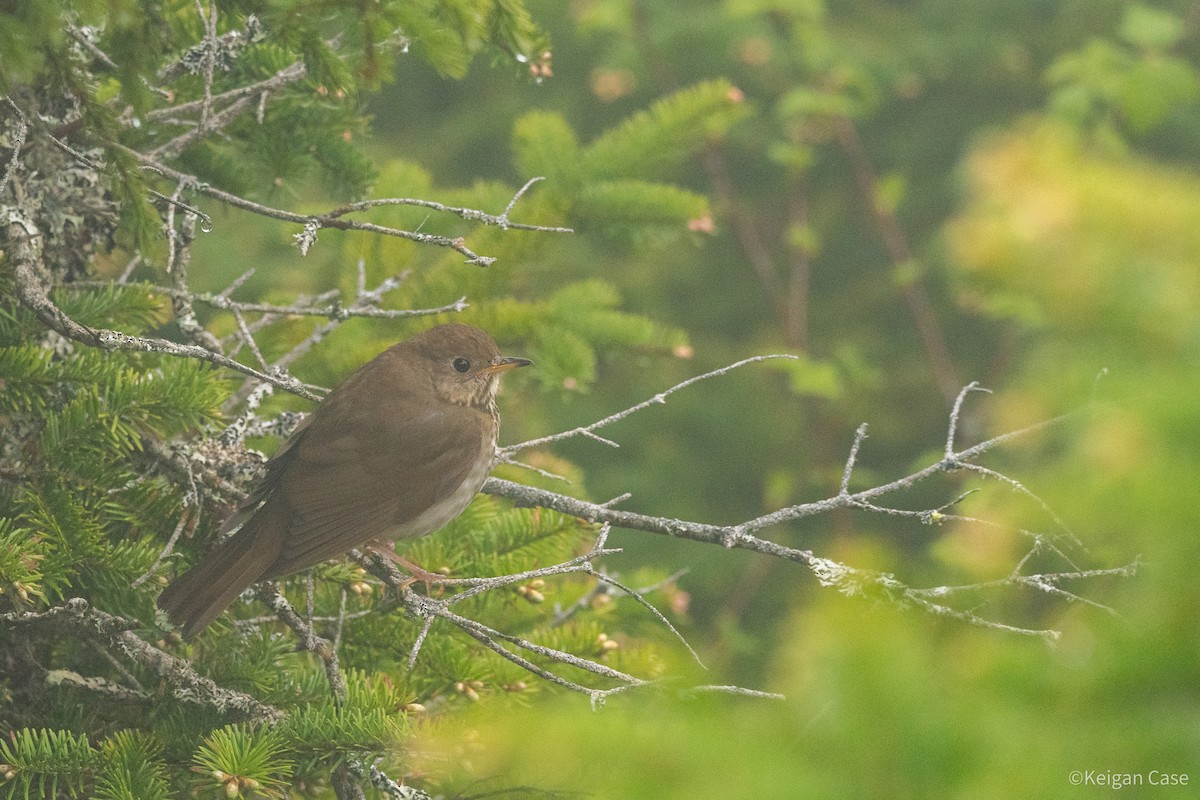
[121,149,569,266]
[6,217,319,400]
[484,376,1115,642]
[143,61,307,123]
[0,599,283,723]
[351,536,765,703]
[258,583,349,704]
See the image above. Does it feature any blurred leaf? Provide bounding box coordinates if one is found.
[1119,3,1184,50]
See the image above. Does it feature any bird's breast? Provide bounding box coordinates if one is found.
[383,423,496,542]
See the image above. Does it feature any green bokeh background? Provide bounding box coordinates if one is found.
[180,0,1199,796]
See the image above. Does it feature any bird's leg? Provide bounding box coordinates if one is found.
[368,543,443,596]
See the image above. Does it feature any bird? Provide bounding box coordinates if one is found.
[157,323,531,637]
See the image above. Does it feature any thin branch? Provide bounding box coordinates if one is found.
[685,685,786,700]
[258,583,348,704]
[552,568,689,627]
[833,115,961,405]
[45,669,151,702]
[499,354,799,458]
[1,599,283,722]
[910,562,1139,616]
[121,150,569,266]
[322,177,573,235]
[946,381,990,456]
[144,61,306,122]
[194,0,218,135]
[5,221,319,400]
[839,423,869,494]
[591,568,705,669]
[66,24,119,70]
[75,280,469,321]
[1,95,28,197]
[150,93,255,160]
[165,182,224,351]
[132,506,197,588]
[956,461,1078,542]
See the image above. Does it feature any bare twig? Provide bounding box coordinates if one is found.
[499,354,799,458]
[6,220,319,400]
[259,583,348,704]
[165,182,224,351]
[122,149,569,266]
[66,24,119,70]
[910,561,1138,615]
[151,93,255,160]
[132,506,197,588]
[73,279,468,322]
[488,407,1078,544]
[552,568,689,626]
[946,381,990,456]
[1,95,28,196]
[322,177,573,235]
[353,547,756,701]
[195,0,218,134]
[144,61,306,122]
[482,382,1106,641]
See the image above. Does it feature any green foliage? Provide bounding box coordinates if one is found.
[580,80,750,178]
[0,281,224,620]
[1048,3,1199,138]
[409,498,588,577]
[192,725,292,799]
[93,731,171,800]
[576,179,708,230]
[0,729,96,800]
[512,110,580,179]
[276,695,405,772]
[0,520,52,606]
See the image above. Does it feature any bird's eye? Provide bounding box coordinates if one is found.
[452,357,471,373]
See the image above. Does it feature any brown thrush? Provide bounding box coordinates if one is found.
[157,323,531,637]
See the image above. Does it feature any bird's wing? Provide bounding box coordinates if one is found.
[218,412,319,537]
[266,397,489,577]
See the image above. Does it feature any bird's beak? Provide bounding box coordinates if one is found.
[481,356,533,374]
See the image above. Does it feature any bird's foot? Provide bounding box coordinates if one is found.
[368,545,444,596]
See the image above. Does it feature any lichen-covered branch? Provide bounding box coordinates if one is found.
[0,599,283,723]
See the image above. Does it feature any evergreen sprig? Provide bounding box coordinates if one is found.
[0,728,97,800]
[192,724,292,799]
[93,731,171,800]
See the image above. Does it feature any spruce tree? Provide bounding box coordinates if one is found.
[0,2,745,797]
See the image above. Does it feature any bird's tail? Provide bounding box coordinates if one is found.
[157,513,284,638]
